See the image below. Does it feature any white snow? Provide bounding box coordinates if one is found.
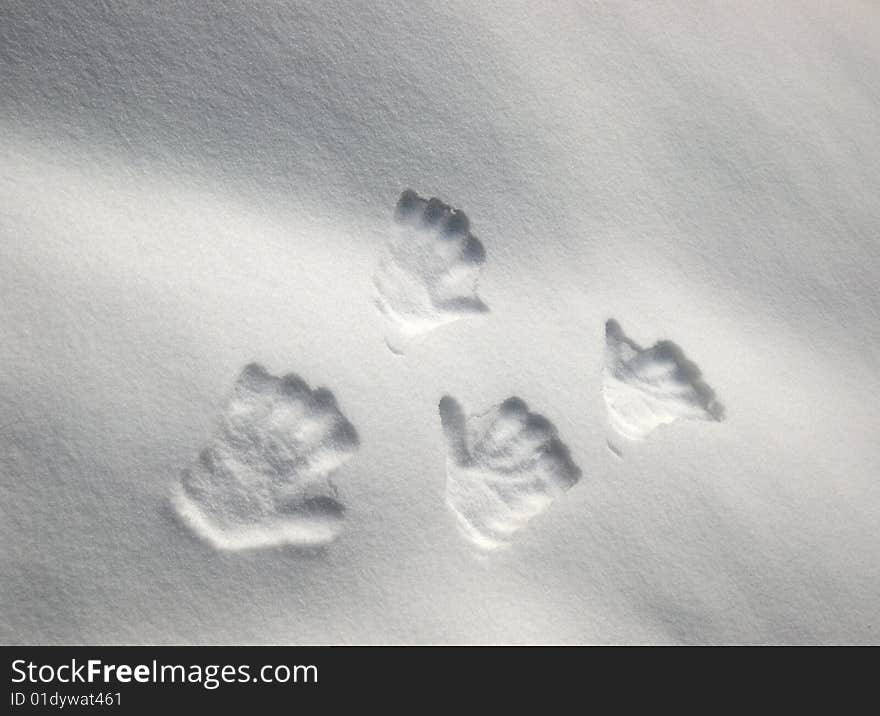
[374,190,488,354]
[441,395,581,552]
[1,1,879,644]
[172,363,357,551]
[603,319,723,440]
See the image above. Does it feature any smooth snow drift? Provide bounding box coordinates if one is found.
[440,395,581,551]
[3,0,880,645]
[374,190,487,353]
[173,364,358,550]
[603,320,724,441]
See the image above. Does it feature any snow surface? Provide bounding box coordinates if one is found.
[441,395,581,552]
[1,1,879,644]
[374,190,488,353]
[603,319,724,440]
[172,362,358,551]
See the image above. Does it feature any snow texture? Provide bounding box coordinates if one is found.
[440,396,581,551]
[603,319,724,440]
[374,190,487,353]
[2,1,880,645]
[173,364,358,551]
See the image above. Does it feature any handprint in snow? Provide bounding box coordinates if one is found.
[374,190,488,353]
[439,395,581,551]
[172,364,359,551]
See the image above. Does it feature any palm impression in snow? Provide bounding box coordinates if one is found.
[172,363,359,551]
[439,395,581,552]
[373,189,488,353]
[603,319,724,441]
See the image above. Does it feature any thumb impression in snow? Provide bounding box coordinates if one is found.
[439,395,470,466]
